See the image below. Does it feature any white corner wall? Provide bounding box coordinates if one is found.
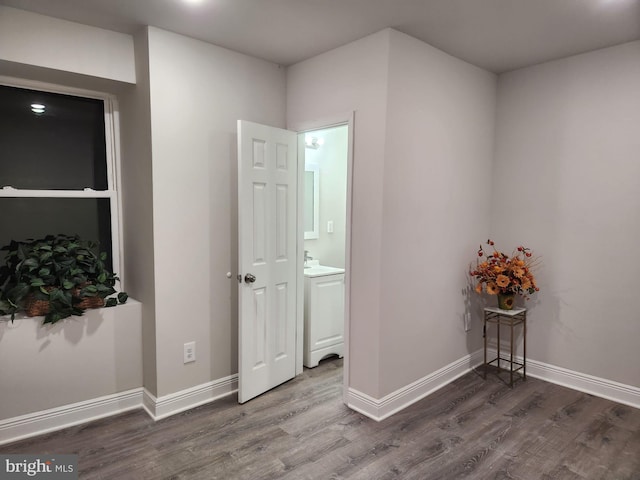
[146,27,286,397]
[492,41,640,388]
[287,29,392,398]
[378,30,497,396]
[0,6,135,84]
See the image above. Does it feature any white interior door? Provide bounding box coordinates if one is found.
[237,120,298,403]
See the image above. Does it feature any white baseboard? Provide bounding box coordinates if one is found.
[348,349,640,423]
[4,355,635,446]
[0,388,143,446]
[0,374,239,446]
[485,348,640,409]
[143,374,238,421]
[347,350,484,422]
[525,357,639,409]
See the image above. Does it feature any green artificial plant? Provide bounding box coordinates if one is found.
[0,234,127,324]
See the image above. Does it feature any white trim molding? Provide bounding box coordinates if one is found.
[143,374,238,421]
[484,348,640,410]
[348,349,640,422]
[0,374,239,446]
[347,350,484,421]
[522,355,639,410]
[0,388,143,446]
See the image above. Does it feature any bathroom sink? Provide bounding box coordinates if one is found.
[303,264,345,278]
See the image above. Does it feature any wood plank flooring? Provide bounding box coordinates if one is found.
[2,358,639,479]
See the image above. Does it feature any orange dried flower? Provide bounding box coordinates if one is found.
[470,240,540,300]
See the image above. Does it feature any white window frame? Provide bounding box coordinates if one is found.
[0,76,125,290]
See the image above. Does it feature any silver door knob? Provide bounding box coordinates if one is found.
[244,273,256,284]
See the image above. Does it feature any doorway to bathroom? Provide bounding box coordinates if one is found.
[236,115,353,404]
[297,120,352,397]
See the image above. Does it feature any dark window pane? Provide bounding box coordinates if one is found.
[0,198,113,272]
[0,85,107,190]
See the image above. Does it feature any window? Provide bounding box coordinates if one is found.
[0,80,121,277]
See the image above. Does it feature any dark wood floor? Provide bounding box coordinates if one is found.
[2,358,639,479]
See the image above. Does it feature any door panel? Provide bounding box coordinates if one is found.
[238,120,297,403]
[253,183,267,263]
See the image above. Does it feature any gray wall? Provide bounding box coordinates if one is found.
[289,29,498,399]
[0,6,135,83]
[119,28,157,395]
[378,30,497,396]
[0,302,142,419]
[288,30,392,397]
[0,12,288,404]
[146,27,287,396]
[492,40,640,387]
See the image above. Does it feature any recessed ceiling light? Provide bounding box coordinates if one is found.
[30,103,46,114]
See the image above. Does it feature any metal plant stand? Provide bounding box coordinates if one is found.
[483,307,527,387]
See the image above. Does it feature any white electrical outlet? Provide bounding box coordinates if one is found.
[184,341,196,363]
[464,313,471,332]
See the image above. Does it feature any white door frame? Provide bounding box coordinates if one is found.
[290,112,355,403]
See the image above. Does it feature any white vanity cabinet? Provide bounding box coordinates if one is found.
[303,266,345,368]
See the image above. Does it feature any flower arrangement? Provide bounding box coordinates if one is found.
[470,239,539,301]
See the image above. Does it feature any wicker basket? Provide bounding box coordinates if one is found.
[76,296,105,310]
[25,291,53,317]
[74,283,105,310]
[24,286,105,317]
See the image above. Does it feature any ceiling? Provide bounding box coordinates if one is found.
[1,0,639,73]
